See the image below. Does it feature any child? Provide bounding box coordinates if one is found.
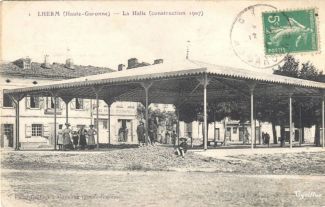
[176,138,188,158]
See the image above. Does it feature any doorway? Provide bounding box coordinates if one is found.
[1,124,14,148]
[118,119,132,142]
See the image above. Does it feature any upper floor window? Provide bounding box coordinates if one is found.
[75,98,83,109]
[3,94,13,108]
[26,96,40,109]
[46,97,60,109]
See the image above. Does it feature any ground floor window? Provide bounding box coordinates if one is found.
[32,124,43,137]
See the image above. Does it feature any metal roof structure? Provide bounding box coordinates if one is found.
[4,59,325,150]
[4,59,324,105]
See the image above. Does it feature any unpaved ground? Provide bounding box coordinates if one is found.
[1,147,325,207]
[1,170,324,207]
[1,146,325,175]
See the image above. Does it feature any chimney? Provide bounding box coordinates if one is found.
[127,58,138,69]
[153,59,163,64]
[42,55,51,69]
[118,64,126,71]
[65,58,74,69]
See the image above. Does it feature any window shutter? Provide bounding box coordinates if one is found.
[43,125,50,138]
[46,97,50,109]
[70,99,75,109]
[59,98,65,109]
[25,124,32,138]
[84,100,90,110]
[0,94,3,108]
[26,97,31,109]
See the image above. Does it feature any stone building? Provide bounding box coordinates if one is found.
[0,56,139,149]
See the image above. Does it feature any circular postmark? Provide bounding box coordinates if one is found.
[230,4,288,69]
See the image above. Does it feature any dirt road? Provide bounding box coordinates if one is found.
[2,169,324,207]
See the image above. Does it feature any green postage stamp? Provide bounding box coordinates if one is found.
[262,8,318,55]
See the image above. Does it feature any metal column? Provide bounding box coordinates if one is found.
[96,93,99,149]
[65,102,69,124]
[145,88,149,145]
[54,95,57,150]
[141,82,153,145]
[322,95,325,148]
[10,94,24,150]
[289,94,293,149]
[108,103,111,147]
[203,73,208,150]
[248,83,256,149]
[15,101,20,150]
[103,99,113,148]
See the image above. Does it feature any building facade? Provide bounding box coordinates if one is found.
[0,57,139,149]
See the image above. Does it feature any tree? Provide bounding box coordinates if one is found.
[274,55,299,78]
[271,55,323,146]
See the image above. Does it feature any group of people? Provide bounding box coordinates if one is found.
[136,119,159,145]
[57,123,97,150]
[136,120,188,157]
[136,120,177,146]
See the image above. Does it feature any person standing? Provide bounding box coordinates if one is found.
[57,124,64,150]
[87,124,97,149]
[78,126,87,150]
[62,123,72,150]
[137,122,145,146]
[171,130,177,147]
[118,126,124,142]
[72,130,79,150]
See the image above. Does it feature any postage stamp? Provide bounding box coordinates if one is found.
[263,8,318,55]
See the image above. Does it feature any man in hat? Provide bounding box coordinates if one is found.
[62,123,72,150]
[87,124,97,149]
[176,137,188,158]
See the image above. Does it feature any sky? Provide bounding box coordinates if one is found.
[1,0,324,73]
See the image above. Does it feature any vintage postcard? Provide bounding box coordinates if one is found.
[1,1,325,207]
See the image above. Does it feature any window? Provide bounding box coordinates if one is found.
[30,96,40,108]
[47,97,60,109]
[233,127,238,134]
[75,98,83,109]
[3,94,13,107]
[32,124,43,137]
